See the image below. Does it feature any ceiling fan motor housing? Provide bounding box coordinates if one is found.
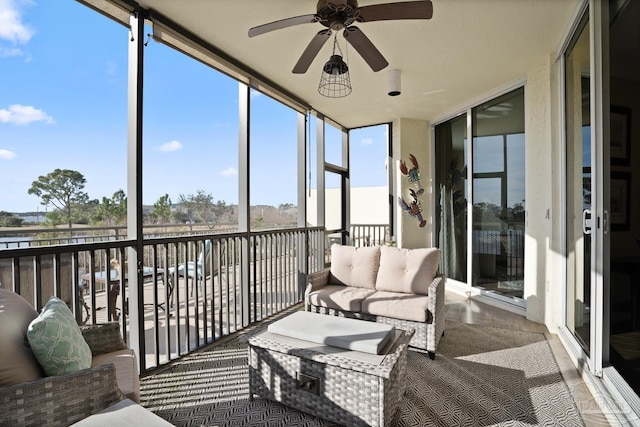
[316,0,360,30]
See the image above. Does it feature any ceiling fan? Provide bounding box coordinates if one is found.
[248,0,433,74]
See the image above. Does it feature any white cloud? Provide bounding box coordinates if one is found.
[158,140,183,152]
[0,149,17,159]
[0,46,21,58]
[220,167,238,177]
[0,104,54,125]
[0,0,34,44]
[361,138,373,145]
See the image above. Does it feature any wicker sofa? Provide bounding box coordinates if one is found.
[0,289,170,426]
[305,244,445,359]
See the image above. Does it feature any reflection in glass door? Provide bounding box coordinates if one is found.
[608,0,640,397]
[471,88,526,300]
[565,17,591,352]
[435,114,468,283]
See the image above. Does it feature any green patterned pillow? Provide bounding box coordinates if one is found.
[27,296,92,376]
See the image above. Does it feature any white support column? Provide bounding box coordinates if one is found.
[316,115,326,270]
[126,9,145,368]
[343,129,351,240]
[394,118,431,249]
[297,112,309,295]
[238,82,250,327]
[297,112,307,229]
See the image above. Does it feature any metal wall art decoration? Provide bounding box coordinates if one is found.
[398,154,426,227]
[399,154,424,195]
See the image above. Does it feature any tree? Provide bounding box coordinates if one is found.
[253,215,264,229]
[212,200,232,223]
[178,190,217,229]
[0,211,23,227]
[44,210,64,227]
[28,169,89,228]
[91,190,127,226]
[149,194,172,224]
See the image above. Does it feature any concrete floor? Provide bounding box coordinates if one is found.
[445,291,611,427]
[90,280,615,425]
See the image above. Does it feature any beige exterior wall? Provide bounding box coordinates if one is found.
[392,118,433,249]
[306,186,389,227]
[524,56,556,327]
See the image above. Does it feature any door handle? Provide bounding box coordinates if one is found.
[583,209,592,235]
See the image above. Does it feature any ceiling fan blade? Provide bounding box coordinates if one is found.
[358,1,433,22]
[248,14,317,38]
[292,30,332,74]
[343,26,388,72]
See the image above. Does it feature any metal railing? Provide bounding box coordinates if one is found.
[473,226,525,280]
[0,226,325,374]
[0,223,241,249]
[348,224,390,247]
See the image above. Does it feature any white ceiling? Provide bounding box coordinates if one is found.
[135,0,579,129]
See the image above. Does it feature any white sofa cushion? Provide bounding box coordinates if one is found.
[307,284,376,312]
[92,348,140,403]
[361,291,430,322]
[267,311,395,354]
[375,246,440,295]
[0,289,45,386]
[329,244,380,289]
[70,398,173,426]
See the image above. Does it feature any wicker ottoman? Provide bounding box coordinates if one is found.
[248,324,413,427]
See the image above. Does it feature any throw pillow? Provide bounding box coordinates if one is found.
[0,289,46,386]
[329,244,380,289]
[27,296,92,376]
[375,246,441,295]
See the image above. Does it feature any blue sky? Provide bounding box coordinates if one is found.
[0,0,387,213]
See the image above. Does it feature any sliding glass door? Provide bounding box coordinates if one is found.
[565,15,592,352]
[607,0,640,398]
[471,89,525,299]
[435,87,525,303]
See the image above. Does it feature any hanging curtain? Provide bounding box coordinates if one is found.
[435,122,465,281]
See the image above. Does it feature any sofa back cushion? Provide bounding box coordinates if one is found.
[329,244,381,289]
[375,246,440,295]
[0,289,45,386]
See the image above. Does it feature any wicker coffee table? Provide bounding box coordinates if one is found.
[248,313,414,427]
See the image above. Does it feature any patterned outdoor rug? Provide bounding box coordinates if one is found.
[140,319,584,426]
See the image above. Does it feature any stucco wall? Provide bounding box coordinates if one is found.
[525,57,555,327]
[306,186,388,227]
[392,118,432,249]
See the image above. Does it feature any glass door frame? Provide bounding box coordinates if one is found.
[431,86,527,310]
[561,5,640,419]
[559,0,608,379]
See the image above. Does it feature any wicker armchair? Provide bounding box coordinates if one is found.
[0,322,129,427]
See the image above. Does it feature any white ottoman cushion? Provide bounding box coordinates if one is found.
[70,398,172,426]
[268,311,395,354]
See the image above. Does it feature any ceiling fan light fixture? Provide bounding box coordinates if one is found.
[319,36,352,98]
